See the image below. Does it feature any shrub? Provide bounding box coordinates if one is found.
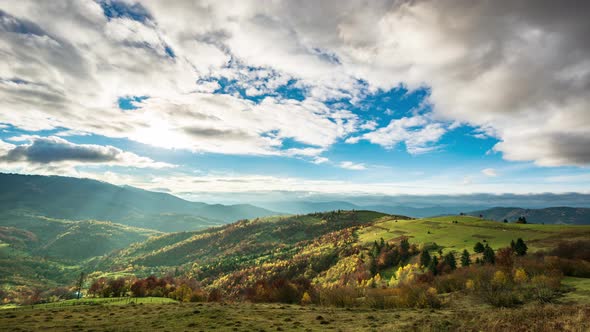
[319,286,360,307]
[527,275,561,303]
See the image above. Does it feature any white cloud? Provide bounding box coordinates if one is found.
[0,0,588,166]
[339,161,366,171]
[481,168,498,177]
[348,116,446,154]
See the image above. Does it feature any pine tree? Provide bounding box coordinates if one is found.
[420,249,431,267]
[474,242,485,253]
[428,256,439,275]
[514,238,528,256]
[369,257,378,276]
[444,252,457,270]
[483,244,495,264]
[460,249,471,267]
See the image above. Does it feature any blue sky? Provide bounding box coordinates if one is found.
[0,0,589,201]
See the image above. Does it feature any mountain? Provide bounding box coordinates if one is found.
[0,173,279,231]
[468,207,590,225]
[258,200,482,218]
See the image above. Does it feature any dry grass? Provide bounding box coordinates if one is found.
[1,301,588,332]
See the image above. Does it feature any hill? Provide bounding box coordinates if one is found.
[0,173,279,231]
[94,212,590,297]
[0,213,159,290]
[468,207,590,225]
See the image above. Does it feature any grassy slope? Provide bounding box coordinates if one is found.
[0,214,160,289]
[104,210,393,269]
[358,215,590,253]
[1,302,589,331]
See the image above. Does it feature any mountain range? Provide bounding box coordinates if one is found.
[0,173,278,232]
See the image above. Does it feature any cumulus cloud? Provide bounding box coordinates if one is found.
[0,136,173,169]
[0,0,588,166]
[346,116,446,154]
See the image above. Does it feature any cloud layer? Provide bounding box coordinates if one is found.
[0,0,588,166]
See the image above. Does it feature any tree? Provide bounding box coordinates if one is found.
[516,216,527,224]
[368,257,378,276]
[483,244,495,264]
[443,252,457,270]
[420,250,431,268]
[514,238,528,256]
[495,247,514,269]
[460,249,471,267]
[503,219,508,223]
[474,242,485,253]
[428,256,439,275]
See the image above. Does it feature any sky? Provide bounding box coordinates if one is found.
[0,0,589,202]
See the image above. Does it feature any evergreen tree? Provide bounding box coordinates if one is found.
[514,238,528,256]
[428,256,439,275]
[444,252,457,270]
[369,257,378,276]
[483,244,495,264]
[371,241,380,258]
[474,242,485,253]
[503,219,508,223]
[420,249,431,267]
[460,249,471,267]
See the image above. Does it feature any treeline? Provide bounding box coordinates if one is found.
[88,276,218,302]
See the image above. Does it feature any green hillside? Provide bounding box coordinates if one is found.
[99,210,395,269]
[468,207,590,225]
[0,213,160,291]
[358,215,590,253]
[0,173,279,232]
[91,212,590,299]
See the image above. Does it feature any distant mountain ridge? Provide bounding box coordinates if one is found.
[258,200,483,218]
[467,207,590,225]
[0,173,279,231]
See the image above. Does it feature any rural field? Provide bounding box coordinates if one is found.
[2,300,590,332]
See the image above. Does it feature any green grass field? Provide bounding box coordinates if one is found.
[358,215,590,253]
[562,277,590,304]
[0,297,177,311]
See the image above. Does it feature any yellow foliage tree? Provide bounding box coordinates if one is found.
[301,291,312,305]
[513,268,528,284]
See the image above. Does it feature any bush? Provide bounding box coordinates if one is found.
[319,286,360,307]
[527,275,561,303]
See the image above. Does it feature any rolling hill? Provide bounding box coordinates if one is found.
[93,211,590,297]
[0,173,279,231]
[0,213,160,289]
[468,207,590,225]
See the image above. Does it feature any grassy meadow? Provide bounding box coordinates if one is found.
[1,300,589,332]
[358,215,590,253]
